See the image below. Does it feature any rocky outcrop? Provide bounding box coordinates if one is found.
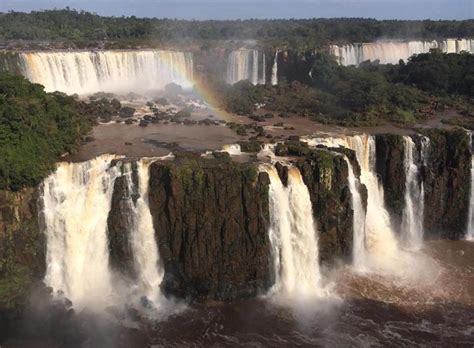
[421,128,471,239]
[148,156,272,301]
[374,129,471,240]
[0,189,44,338]
[107,161,139,279]
[375,134,406,229]
[274,142,358,264]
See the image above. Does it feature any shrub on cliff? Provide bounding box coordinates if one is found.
[0,73,92,190]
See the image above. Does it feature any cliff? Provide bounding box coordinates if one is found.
[274,142,363,264]
[148,155,272,301]
[421,129,471,239]
[0,189,44,338]
[375,134,406,230]
[375,129,471,240]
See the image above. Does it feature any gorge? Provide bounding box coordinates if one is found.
[0,15,473,345]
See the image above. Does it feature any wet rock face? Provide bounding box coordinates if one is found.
[374,129,471,240]
[375,134,406,230]
[421,129,471,239]
[0,189,44,278]
[107,176,136,279]
[296,148,355,264]
[0,189,44,335]
[148,157,272,301]
[272,141,362,264]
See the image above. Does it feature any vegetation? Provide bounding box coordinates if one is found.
[0,73,92,190]
[212,50,472,127]
[1,9,473,49]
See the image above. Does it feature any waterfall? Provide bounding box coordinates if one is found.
[262,164,322,298]
[330,39,474,66]
[271,50,279,85]
[42,155,167,309]
[125,160,164,303]
[400,136,425,249]
[226,49,266,85]
[42,155,120,308]
[19,50,194,95]
[305,135,399,268]
[343,158,367,268]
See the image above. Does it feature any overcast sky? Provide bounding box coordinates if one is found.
[0,0,472,20]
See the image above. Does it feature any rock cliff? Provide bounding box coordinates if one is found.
[148,155,272,301]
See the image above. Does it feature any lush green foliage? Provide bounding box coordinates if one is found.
[0,73,91,190]
[1,9,473,49]
[396,50,474,96]
[214,51,473,127]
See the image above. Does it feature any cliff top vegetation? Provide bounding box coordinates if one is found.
[1,9,473,50]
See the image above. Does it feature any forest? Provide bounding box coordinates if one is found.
[1,9,473,49]
[212,50,473,126]
[0,74,92,190]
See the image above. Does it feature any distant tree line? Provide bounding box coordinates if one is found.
[211,50,473,126]
[0,9,473,49]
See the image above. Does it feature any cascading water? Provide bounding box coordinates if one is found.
[42,155,120,308]
[401,136,425,249]
[330,39,474,66]
[19,50,194,94]
[226,49,266,85]
[124,160,164,303]
[262,164,322,299]
[305,135,399,271]
[271,50,279,85]
[343,157,367,268]
[42,155,168,309]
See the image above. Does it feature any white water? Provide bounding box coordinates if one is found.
[304,135,400,272]
[262,164,323,299]
[226,49,266,85]
[42,155,120,308]
[330,39,474,66]
[221,144,243,155]
[19,50,194,94]
[126,160,164,303]
[344,157,367,268]
[401,136,425,249]
[271,50,279,85]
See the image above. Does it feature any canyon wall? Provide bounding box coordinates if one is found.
[0,129,472,313]
[375,129,471,240]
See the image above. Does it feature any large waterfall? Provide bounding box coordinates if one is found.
[262,164,322,298]
[19,50,194,95]
[226,49,266,85]
[330,39,474,66]
[42,155,120,308]
[42,155,165,309]
[401,136,425,249]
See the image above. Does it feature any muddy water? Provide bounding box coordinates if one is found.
[144,240,474,347]
[3,239,473,347]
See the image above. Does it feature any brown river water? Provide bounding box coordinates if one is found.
[139,240,474,347]
[7,240,469,347]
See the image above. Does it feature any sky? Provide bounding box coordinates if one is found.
[0,0,472,20]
